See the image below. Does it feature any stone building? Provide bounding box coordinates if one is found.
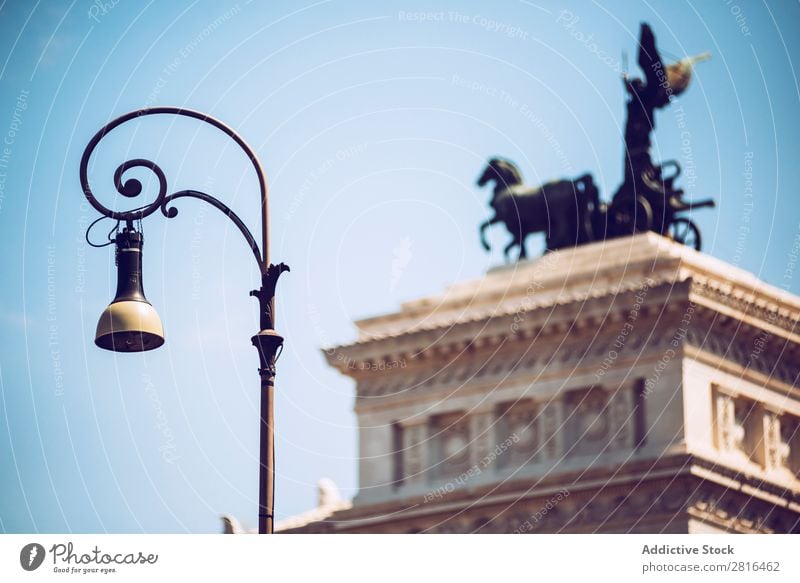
[279,233,800,533]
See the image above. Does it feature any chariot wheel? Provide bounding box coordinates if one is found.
[612,195,653,236]
[668,217,701,251]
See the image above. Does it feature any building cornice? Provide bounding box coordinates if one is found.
[322,236,800,402]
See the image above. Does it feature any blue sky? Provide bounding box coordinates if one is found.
[0,0,798,533]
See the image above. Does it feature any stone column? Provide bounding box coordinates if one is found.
[539,395,564,461]
[762,409,790,473]
[713,391,739,453]
[402,419,428,485]
[780,416,800,478]
[470,409,494,470]
[608,384,634,450]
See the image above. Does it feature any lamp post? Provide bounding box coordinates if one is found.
[80,107,289,534]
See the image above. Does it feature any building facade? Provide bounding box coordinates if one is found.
[280,233,800,533]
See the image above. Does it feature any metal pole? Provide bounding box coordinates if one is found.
[258,368,276,534]
[260,164,273,536]
[252,269,288,534]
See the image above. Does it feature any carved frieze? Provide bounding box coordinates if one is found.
[566,389,608,457]
[712,387,800,484]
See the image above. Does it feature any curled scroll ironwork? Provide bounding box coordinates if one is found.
[79,107,270,274]
[80,119,171,222]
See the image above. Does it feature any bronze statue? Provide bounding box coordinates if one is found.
[478,23,714,260]
[613,23,712,233]
[477,159,598,259]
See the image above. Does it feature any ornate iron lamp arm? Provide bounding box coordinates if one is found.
[79,106,271,275]
[80,107,288,534]
[159,189,263,274]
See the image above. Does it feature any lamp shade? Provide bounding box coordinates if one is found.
[95,228,165,352]
[95,300,164,352]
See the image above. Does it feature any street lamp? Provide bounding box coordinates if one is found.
[80,107,289,534]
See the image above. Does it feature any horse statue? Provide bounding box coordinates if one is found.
[477,158,599,260]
